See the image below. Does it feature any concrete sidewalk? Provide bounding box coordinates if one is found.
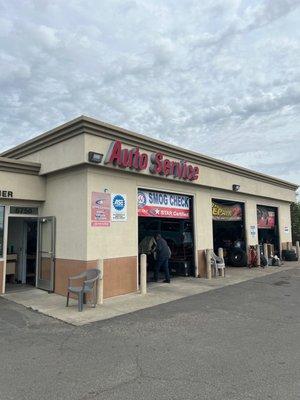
[2,262,299,326]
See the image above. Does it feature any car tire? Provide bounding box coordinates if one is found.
[282,250,298,261]
[229,248,247,267]
[260,254,268,267]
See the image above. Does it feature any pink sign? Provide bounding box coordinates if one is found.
[138,190,190,219]
[257,206,276,229]
[91,192,111,227]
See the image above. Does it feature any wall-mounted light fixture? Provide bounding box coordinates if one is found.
[88,151,103,164]
[232,184,240,192]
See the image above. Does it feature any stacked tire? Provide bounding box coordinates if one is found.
[281,250,298,261]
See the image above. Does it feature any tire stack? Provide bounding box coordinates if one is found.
[281,249,298,261]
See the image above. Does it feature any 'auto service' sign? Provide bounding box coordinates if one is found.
[138,190,190,219]
[104,140,199,182]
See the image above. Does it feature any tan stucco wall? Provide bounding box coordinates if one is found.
[0,144,294,264]
[0,170,45,201]
[2,130,293,263]
[86,166,293,264]
[21,134,86,175]
[85,134,296,203]
[15,132,296,203]
[87,167,139,260]
[39,168,88,260]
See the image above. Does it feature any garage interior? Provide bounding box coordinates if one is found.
[138,189,195,281]
[212,199,247,267]
[257,205,279,255]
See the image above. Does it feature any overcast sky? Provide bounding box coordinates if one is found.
[0,0,299,188]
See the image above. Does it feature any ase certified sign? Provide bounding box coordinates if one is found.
[111,194,127,222]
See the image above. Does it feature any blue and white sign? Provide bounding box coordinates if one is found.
[111,194,127,221]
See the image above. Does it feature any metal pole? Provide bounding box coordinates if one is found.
[218,247,224,277]
[140,253,147,295]
[256,244,261,267]
[206,249,212,280]
[296,241,300,260]
[97,258,104,305]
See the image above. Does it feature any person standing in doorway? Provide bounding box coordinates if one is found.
[154,233,171,283]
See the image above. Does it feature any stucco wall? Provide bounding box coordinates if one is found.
[21,134,86,175]
[0,170,45,201]
[86,167,201,261]
[85,134,296,203]
[86,166,292,263]
[39,168,88,260]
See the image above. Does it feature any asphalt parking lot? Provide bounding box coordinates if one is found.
[0,267,299,400]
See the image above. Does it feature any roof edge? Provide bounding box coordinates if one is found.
[1,115,298,191]
[0,157,41,175]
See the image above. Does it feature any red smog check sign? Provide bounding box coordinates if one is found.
[138,190,190,219]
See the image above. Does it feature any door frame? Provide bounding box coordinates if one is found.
[7,215,39,285]
[36,216,56,292]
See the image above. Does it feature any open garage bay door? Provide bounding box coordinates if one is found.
[257,205,279,254]
[212,199,247,267]
[138,189,195,278]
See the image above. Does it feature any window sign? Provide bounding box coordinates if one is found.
[0,206,4,257]
[10,206,38,215]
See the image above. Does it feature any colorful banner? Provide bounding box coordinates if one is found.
[257,206,276,229]
[138,190,190,219]
[91,192,111,227]
[212,202,242,221]
[111,194,127,222]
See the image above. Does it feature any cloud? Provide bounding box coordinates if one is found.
[0,0,299,188]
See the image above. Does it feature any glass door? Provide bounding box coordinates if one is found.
[36,217,56,291]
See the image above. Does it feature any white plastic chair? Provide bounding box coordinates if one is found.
[211,252,226,277]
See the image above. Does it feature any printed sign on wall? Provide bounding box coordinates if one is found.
[212,202,242,221]
[91,192,111,227]
[250,225,257,237]
[111,194,127,221]
[138,190,190,219]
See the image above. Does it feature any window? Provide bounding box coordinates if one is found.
[0,206,4,257]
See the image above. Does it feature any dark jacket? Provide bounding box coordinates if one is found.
[156,237,171,261]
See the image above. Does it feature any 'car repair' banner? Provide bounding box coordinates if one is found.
[212,202,242,221]
[257,206,276,229]
[138,190,190,219]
